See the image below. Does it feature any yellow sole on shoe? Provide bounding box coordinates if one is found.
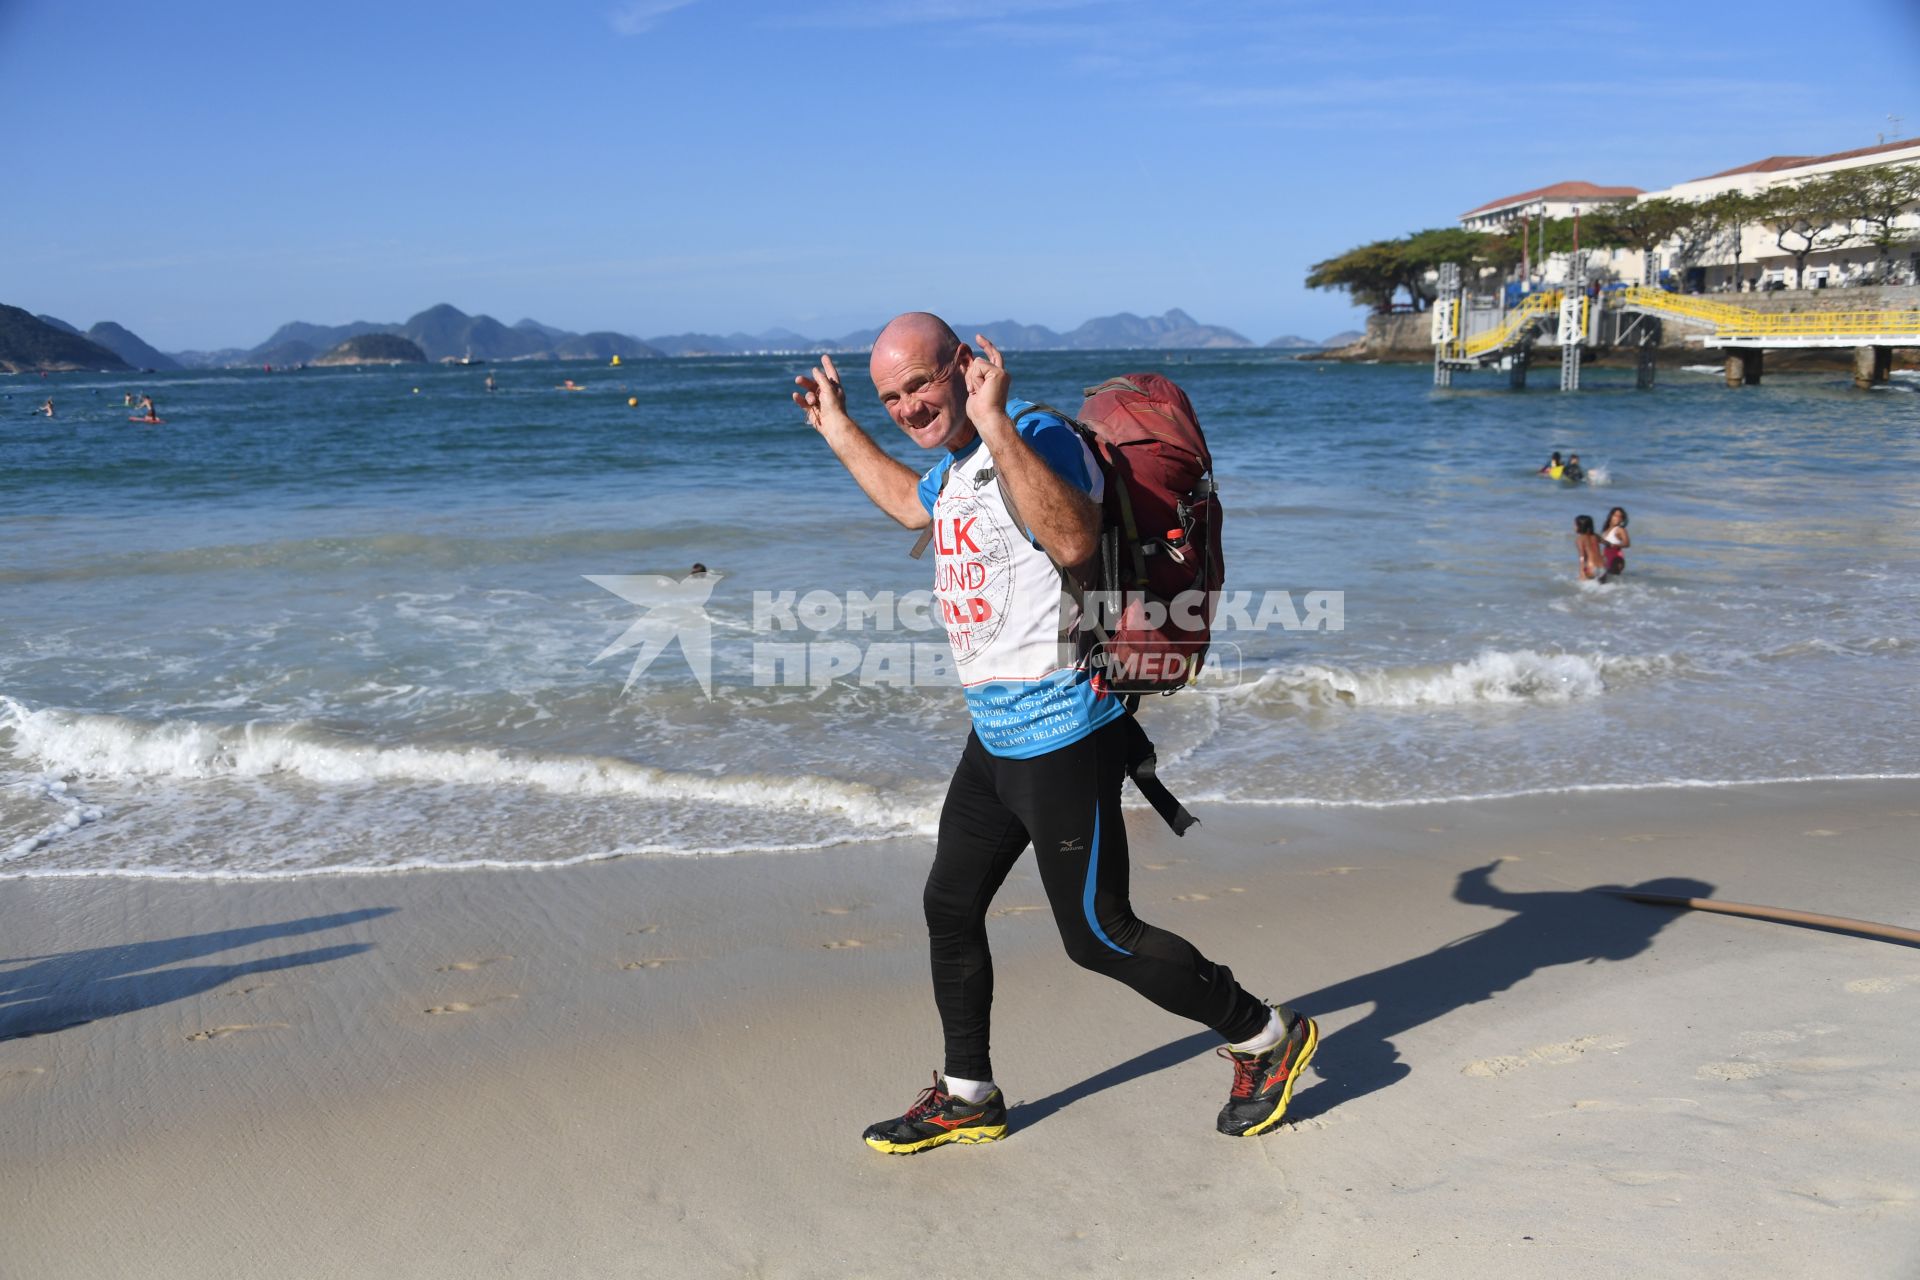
[1234,1016,1320,1138]
[863,1124,1007,1154]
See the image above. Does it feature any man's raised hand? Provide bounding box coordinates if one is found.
[965,334,1012,433]
[792,354,849,432]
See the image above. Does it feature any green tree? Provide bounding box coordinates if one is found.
[1585,198,1692,281]
[1308,227,1521,311]
[1821,162,1920,279]
[1398,227,1514,299]
[1305,239,1405,314]
[1703,189,1762,287]
[1666,195,1734,276]
[1753,177,1851,288]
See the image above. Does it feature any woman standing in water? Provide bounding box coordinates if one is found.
[1574,514,1609,582]
[1601,507,1630,577]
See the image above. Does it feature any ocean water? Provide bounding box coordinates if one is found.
[3,354,1916,878]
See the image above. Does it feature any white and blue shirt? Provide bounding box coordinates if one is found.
[917,400,1123,758]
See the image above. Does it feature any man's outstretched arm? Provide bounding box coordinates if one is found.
[793,354,929,530]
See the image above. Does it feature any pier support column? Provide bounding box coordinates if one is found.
[1853,345,1892,389]
[1635,319,1661,391]
[1725,348,1763,387]
[1508,343,1530,390]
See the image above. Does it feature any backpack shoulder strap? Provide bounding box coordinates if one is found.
[907,458,957,559]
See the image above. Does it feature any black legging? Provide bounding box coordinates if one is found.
[925,716,1270,1082]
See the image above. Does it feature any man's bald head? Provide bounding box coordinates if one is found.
[870,312,961,375]
[867,312,975,453]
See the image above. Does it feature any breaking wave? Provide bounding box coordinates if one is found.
[1225,648,1683,710]
[0,696,933,835]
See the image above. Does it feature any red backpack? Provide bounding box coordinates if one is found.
[910,372,1223,696]
[1072,373,1222,697]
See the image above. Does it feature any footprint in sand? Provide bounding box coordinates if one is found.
[816,903,872,917]
[823,939,866,950]
[221,982,275,998]
[1463,1035,1627,1077]
[989,904,1049,918]
[0,1067,47,1087]
[1311,866,1363,876]
[1569,1097,1700,1115]
[621,958,683,970]
[1845,975,1920,995]
[1174,893,1212,902]
[424,996,519,1015]
[625,925,659,936]
[435,956,514,973]
[1782,1181,1919,1213]
[1697,1061,1778,1081]
[186,1023,289,1042]
[1803,829,1840,838]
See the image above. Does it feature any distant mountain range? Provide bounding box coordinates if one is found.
[167,305,1273,367]
[1266,331,1363,349]
[1,306,131,373]
[3,300,1355,373]
[37,314,179,369]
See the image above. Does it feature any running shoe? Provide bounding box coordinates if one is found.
[1216,1007,1319,1137]
[862,1073,1008,1154]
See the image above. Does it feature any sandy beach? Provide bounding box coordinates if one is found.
[6,779,1917,1278]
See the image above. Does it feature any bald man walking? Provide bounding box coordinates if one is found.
[793,314,1317,1152]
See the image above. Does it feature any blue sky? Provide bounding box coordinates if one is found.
[5,0,1916,350]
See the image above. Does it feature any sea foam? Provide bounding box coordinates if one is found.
[1225,648,1679,711]
[0,696,931,835]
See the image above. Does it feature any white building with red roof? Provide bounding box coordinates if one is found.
[1458,180,1645,230]
[1456,140,1920,293]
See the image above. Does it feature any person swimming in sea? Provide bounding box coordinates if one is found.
[1574,514,1609,582]
[1562,454,1587,484]
[1539,451,1563,477]
[1600,507,1629,577]
[37,398,54,418]
[137,394,159,423]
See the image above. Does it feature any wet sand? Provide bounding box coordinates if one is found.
[6,780,1918,1278]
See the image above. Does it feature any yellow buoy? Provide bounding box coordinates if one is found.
[611,355,622,367]
[627,397,638,407]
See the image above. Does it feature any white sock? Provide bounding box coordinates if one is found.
[943,1074,995,1103]
[1229,1008,1286,1056]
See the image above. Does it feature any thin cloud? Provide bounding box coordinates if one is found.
[609,0,699,36]
[778,0,1106,29]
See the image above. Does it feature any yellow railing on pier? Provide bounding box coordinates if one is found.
[1708,310,1920,339]
[1612,286,1755,327]
[1614,285,1920,341]
[1447,290,1563,360]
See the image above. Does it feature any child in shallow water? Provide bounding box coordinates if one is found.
[1574,514,1609,582]
[1601,507,1630,576]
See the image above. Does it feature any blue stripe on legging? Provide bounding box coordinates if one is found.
[1084,803,1132,956]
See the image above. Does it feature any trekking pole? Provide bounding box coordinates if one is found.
[1611,892,1920,946]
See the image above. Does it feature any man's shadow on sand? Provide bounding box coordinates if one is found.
[0,908,394,1042]
[1009,863,1711,1131]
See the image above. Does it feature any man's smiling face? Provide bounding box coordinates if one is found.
[870,330,975,453]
